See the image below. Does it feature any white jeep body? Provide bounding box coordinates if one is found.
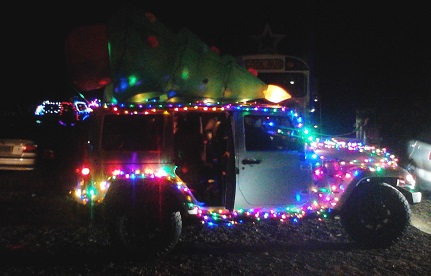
[70,102,421,256]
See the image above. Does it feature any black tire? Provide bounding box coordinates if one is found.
[340,182,411,248]
[108,208,182,258]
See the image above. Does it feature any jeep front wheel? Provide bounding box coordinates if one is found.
[340,182,411,248]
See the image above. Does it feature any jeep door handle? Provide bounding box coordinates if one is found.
[242,158,261,165]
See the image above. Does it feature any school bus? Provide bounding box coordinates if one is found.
[238,54,315,125]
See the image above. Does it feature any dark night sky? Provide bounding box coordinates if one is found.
[10,1,431,136]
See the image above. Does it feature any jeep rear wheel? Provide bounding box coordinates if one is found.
[340,182,411,248]
[108,209,182,258]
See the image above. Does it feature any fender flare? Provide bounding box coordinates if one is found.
[333,168,408,211]
[102,177,187,220]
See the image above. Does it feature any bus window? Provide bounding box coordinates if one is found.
[257,72,306,98]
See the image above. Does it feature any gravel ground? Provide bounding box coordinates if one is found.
[0,170,430,275]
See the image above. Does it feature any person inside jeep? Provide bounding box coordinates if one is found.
[202,128,222,204]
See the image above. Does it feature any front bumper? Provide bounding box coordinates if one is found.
[397,186,422,204]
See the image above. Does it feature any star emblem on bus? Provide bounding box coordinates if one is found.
[251,23,285,54]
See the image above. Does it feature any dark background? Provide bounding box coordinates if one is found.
[7,1,430,145]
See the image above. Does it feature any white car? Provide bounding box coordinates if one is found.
[0,105,39,171]
[407,129,431,192]
[0,138,38,171]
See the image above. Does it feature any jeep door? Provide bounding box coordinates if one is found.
[233,111,314,210]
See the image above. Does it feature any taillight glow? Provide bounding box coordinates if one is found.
[81,167,90,175]
[23,144,38,153]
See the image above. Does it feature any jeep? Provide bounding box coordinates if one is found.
[70,100,421,257]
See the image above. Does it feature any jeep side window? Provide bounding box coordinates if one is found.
[101,114,164,151]
[244,115,300,151]
[174,113,205,165]
[244,116,273,151]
